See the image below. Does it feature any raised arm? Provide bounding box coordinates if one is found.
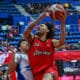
[53,11,66,48]
[23,12,47,40]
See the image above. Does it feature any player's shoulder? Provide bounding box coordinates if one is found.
[52,39,59,45]
[52,39,59,42]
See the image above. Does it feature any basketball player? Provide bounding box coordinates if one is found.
[8,39,33,80]
[23,9,66,80]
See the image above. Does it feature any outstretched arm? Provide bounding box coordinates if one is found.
[23,12,47,40]
[52,11,66,48]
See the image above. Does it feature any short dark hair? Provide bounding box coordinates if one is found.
[45,22,55,39]
[17,39,26,50]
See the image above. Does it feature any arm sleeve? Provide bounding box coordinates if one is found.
[14,54,20,63]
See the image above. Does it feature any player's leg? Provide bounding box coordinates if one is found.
[42,66,58,80]
[42,73,54,80]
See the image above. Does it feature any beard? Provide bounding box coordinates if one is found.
[36,32,45,37]
[36,29,46,36]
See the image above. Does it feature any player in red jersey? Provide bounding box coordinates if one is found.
[23,8,66,80]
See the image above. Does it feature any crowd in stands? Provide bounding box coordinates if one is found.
[25,3,78,14]
[55,42,80,51]
[25,3,50,14]
[0,24,80,51]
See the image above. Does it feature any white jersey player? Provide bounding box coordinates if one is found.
[15,52,33,80]
[8,39,33,80]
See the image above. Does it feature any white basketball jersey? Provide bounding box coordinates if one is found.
[15,52,33,80]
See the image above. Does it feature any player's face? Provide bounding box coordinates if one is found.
[20,41,29,51]
[37,24,49,34]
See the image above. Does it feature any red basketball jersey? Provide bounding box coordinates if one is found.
[28,38,55,74]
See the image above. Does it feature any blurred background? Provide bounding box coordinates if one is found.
[0,0,80,80]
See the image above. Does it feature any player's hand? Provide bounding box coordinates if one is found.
[39,12,46,19]
[39,6,50,19]
[60,11,66,23]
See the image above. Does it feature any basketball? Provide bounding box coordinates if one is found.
[49,4,65,20]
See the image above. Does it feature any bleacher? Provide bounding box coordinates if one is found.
[15,0,80,5]
[0,25,22,47]
[0,1,21,15]
[0,0,80,46]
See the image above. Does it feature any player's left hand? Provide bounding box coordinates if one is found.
[59,11,66,23]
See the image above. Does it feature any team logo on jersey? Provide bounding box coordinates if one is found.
[33,50,51,56]
[34,43,40,46]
